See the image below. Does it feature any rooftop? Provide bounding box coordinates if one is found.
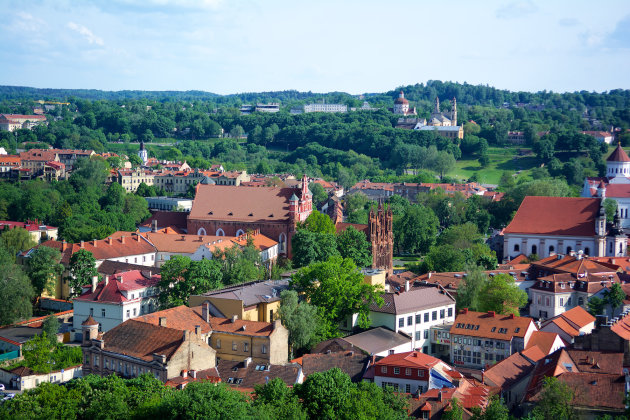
[450,309,535,340]
[369,285,455,314]
[341,327,411,355]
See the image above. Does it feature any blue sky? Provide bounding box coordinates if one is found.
[1,0,630,94]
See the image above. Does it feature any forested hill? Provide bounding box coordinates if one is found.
[3,82,630,110]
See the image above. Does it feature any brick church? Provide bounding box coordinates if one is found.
[187,175,312,258]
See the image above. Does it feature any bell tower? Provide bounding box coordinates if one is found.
[451,97,457,126]
[369,202,393,274]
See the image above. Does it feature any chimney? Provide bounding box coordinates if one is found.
[195,325,201,335]
[91,275,98,293]
[487,311,496,317]
[405,280,410,292]
[181,370,188,378]
[191,370,197,378]
[120,236,125,244]
[159,317,167,327]
[182,330,189,341]
[80,240,84,249]
[62,240,67,251]
[151,219,158,233]
[244,357,252,367]
[104,275,109,286]
[136,234,140,242]
[509,313,515,319]
[428,272,432,279]
[231,315,238,323]
[462,308,468,314]
[202,302,210,322]
[93,239,97,247]
[274,319,282,330]
[438,391,443,402]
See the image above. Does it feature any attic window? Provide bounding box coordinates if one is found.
[491,327,496,332]
[208,211,213,215]
[514,328,520,333]
[232,367,238,372]
[248,213,253,216]
[474,325,480,330]
[228,212,233,216]
[269,214,273,217]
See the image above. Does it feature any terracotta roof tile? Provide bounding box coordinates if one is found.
[216,359,301,388]
[135,306,211,334]
[525,331,563,355]
[102,320,185,362]
[558,306,596,329]
[504,197,601,236]
[607,143,630,162]
[450,310,535,340]
[301,351,370,382]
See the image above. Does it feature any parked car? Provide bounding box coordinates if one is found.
[1,392,14,401]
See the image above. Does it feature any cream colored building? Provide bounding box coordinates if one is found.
[117,168,156,192]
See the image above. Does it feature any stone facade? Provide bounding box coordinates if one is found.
[369,203,393,274]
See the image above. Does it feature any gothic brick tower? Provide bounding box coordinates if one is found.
[369,202,393,275]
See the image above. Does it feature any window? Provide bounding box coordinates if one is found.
[415,331,421,340]
[416,314,421,323]
[90,308,94,316]
[261,344,267,354]
[418,369,424,377]
[531,245,537,255]
[424,330,429,339]
[578,297,584,305]
[424,313,429,322]
[514,244,520,252]
[559,298,564,306]
[244,342,249,352]
[101,309,106,317]
[491,327,496,332]
[405,368,411,376]
[133,308,137,316]
[407,316,413,326]
[405,384,411,393]
[393,367,400,374]
[398,318,404,328]
[432,311,437,321]
[584,247,590,255]
[126,309,130,319]
[381,366,387,374]
[94,355,99,367]
[447,307,453,317]
[389,350,395,355]
[549,245,555,253]
[440,309,445,319]
[232,341,237,351]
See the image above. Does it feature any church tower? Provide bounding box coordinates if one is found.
[369,202,393,275]
[435,96,440,113]
[138,140,148,165]
[451,97,458,126]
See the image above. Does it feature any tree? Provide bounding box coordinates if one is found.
[41,315,60,346]
[471,396,509,420]
[253,378,306,420]
[393,204,439,254]
[457,265,488,310]
[603,198,618,222]
[67,249,97,297]
[336,226,372,268]
[0,227,36,260]
[28,246,64,298]
[604,283,626,316]
[22,333,55,373]
[309,183,328,207]
[0,248,34,325]
[291,230,339,268]
[441,398,464,420]
[213,243,264,286]
[300,210,336,234]
[128,154,142,167]
[157,256,223,308]
[587,296,605,316]
[278,290,321,355]
[478,273,528,315]
[422,244,472,273]
[229,124,244,138]
[432,151,456,180]
[290,256,383,338]
[531,377,575,420]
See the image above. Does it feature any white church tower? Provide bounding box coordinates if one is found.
[138,140,148,165]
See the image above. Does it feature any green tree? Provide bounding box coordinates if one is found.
[457,265,488,310]
[587,295,606,315]
[157,256,223,308]
[336,226,372,268]
[67,249,98,297]
[309,183,328,207]
[0,382,82,420]
[0,248,34,325]
[441,398,464,420]
[290,256,383,338]
[604,283,626,316]
[128,154,142,167]
[278,290,321,356]
[291,230,339,268]
[135,182,157,198]
[300,210,336,234]
[0,227,36,260]
[253,378,307,420]
[422,244,473,273]
[22,333,55,373]
[41,315,60,346]
[432,151,456,179]
[478,273,528,315]
[394,204,439,254]
[213,243,264,285]
[471,396,509,420]
[603,198,618,222]
[531,376,575,420]
[28,246,64,298]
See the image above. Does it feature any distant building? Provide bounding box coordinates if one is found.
[240,103,280,114]
[0,114,47,131]
[138,141,148,165]
[392,91,417,116]
[145,197,193,212]
[507,131,526,144]
[0,220,58,242]
[304,103,347,113]
[582,130,613,144]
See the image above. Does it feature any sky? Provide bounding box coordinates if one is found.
[1,0,630,95]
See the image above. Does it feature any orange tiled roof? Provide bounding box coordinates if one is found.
[558,306,595,329]
[450,310,535,340]
[135,305,211,334]
[525,331,562,355]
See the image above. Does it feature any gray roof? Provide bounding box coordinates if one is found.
[342,327,411,355]
[197,280,290,307]
[417,125,461,132]
[0,326,42,345]
[370,285,455,314]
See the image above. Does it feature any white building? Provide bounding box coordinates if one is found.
[368,283,456,355]
[72,270,161,334]
[503,196,627,261]
[145,197,193,212]
[582,143,630,228]
[304,103,347,113]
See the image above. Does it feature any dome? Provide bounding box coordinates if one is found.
[394,90,409,105]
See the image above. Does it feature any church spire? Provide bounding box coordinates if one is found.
[451,97,457,126]
[435,96,440,113]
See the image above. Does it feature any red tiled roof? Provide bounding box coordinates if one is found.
[504,196,601,236]
[203,314,276,337]
[545,317,580,338]
[558,306,595,329]
[607,143,630,162]
[611,313,630,340]
[101,320,185,362]
[135,306,211,335]
[450,310,535,340]
[525,331,562,355]
[75,270,160,304]
[41,234,156,264]
[82,315,99,326]
[373,351,442,369]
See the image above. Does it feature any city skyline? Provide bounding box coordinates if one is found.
[1,0,630,95]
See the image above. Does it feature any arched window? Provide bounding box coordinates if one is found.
[531,245,537,255]
[584,247,590,256]
[548,245,555,253]
[279,233,287,253]
[197,227,207,236]
[235,229,245,237]
[216,228,225,236]
[566,246,572,254]
[514,244,520,252]
[620,243,624,254]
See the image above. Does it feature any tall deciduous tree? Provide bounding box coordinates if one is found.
[67,249,98,297]
[478,273,528,316]
[290,256,383,338]
[41,315,60,346]
[531,377,575,420]
[158,256,223,308]
[604,283,626,316]
[0,247,33,325]
[291,230,339,268]
[393,204,439,254]
[336,226,372,268]
[278,290,321,355]
[28,246,64,298]
[457,265,488,310]
[299,210,336,234]
[0,227,36,260]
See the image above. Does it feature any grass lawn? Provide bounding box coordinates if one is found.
[450,146,541,185]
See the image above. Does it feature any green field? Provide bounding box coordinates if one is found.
[450,147,541,185]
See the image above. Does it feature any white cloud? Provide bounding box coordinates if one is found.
[66,22,104,46]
